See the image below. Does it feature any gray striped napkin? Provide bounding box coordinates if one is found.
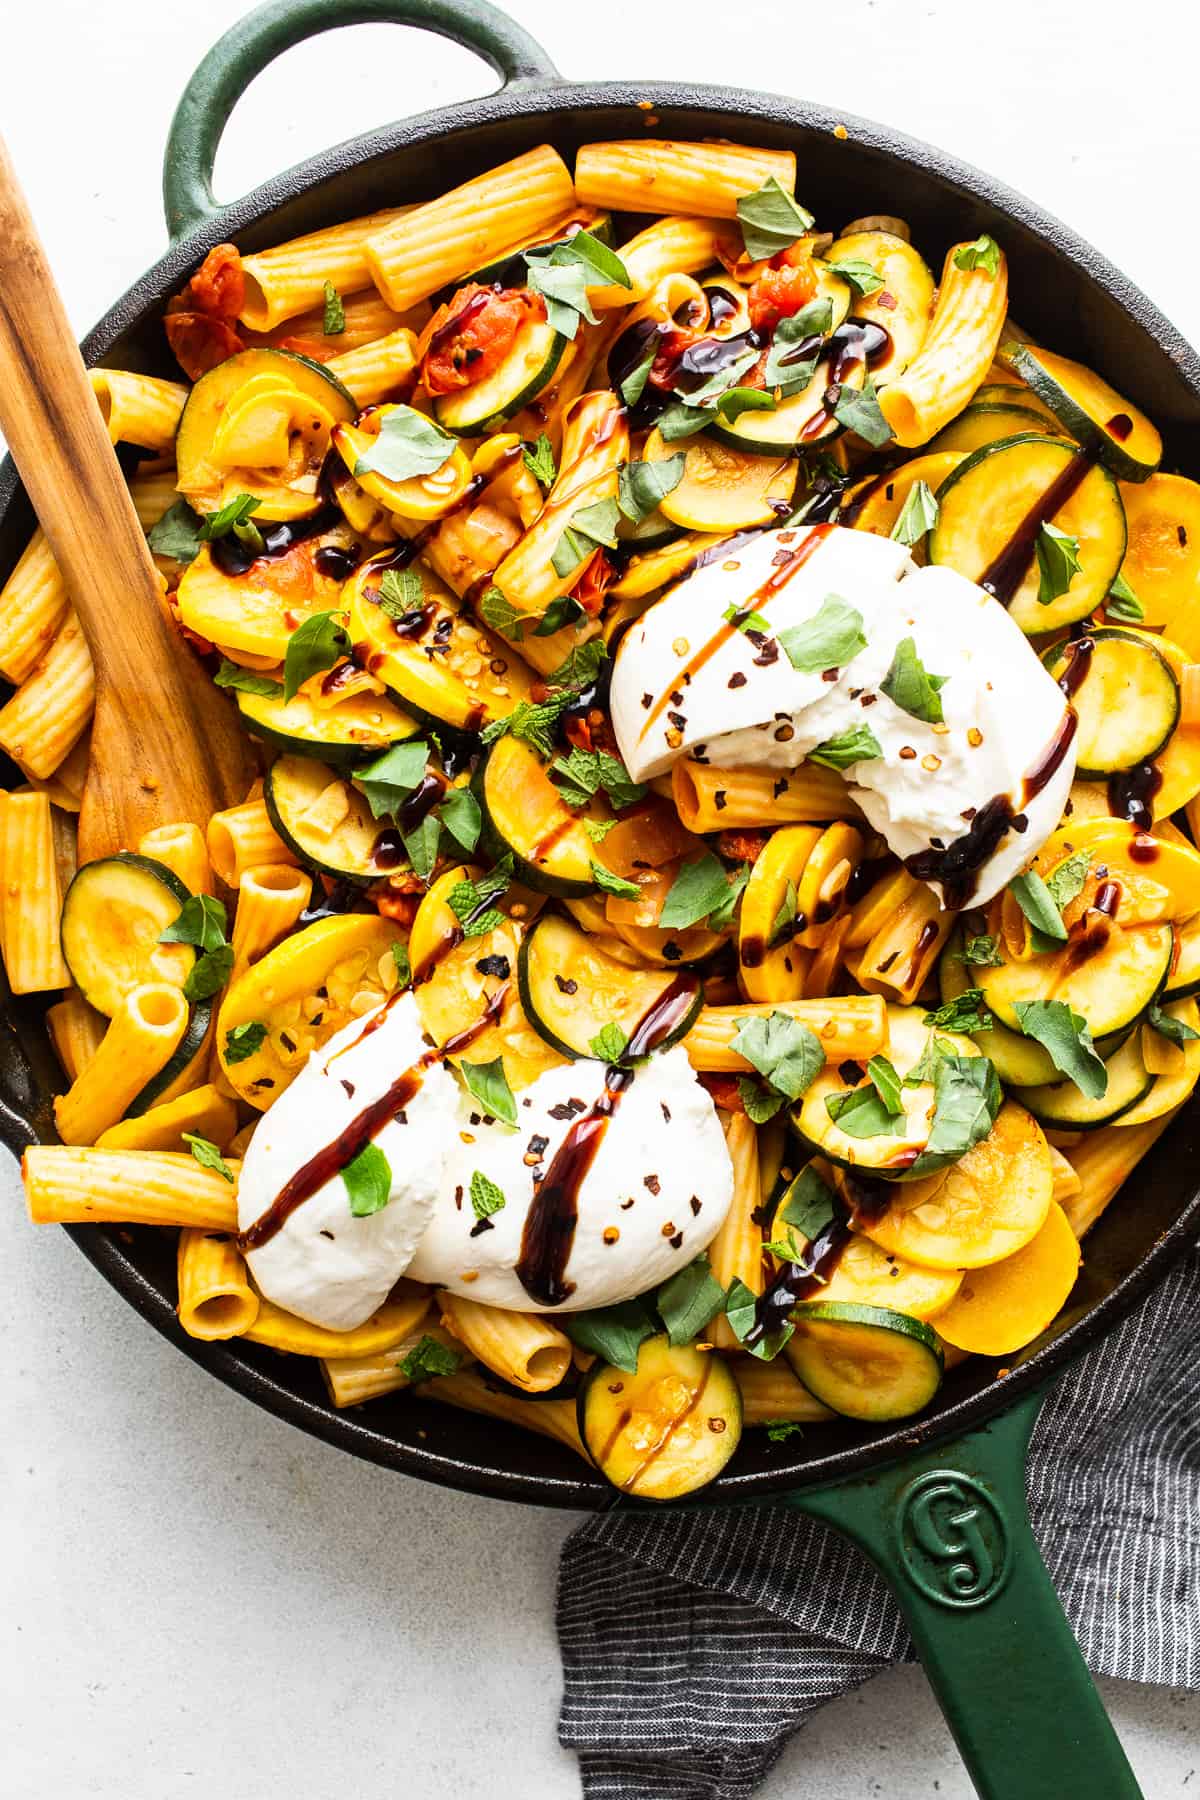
[557,1245,1200,1799]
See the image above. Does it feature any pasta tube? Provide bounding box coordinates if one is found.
[575,140,796,220]
[365,147,576,312]
[206,798,298,887]
[129,466,183,532]
[879,243,1009,447]
[54,984,190,1145]
[24,732,89,813]
[591,216,727,309]
[229,864,313,984]
[734,1356,835,1426]
[24,1148,241,1230]
[177,1228,260,1341]
[422,1369,586,1457]
[0,530,69,683]
[708,1112,762,1350]
[1,790,70,992]
[239,207,410,331]
[46,990,107,1082]
[437,1292,572,1393]
[671,759,861,832]
[683,995,887,1068]
[320,1326,470,1408]
[89,370,188,452]
[0,610,94,778]
[1062,1109,1182,1240]
[96,1083,238,1153]
[326,327,418,408]
[137,821,213,896]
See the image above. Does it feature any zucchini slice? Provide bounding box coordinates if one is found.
[1164,912,1200,1000]
[840,450,962,544]
[1030,815,1200,923]
[577,1334,742,1498]
[1000,342,1162,482]
[1117,472,1200,630]
[127,999,213,1115]
[977,921,1173,1038]
[784,1302,943,1421]
[647,427,797,532]
[432,315,566,435]
[709,342,867,455]
[938,928,1124,1085]
[517,913,702,1062]
[616,505,683,553]
[1043,628,1179,776]
[822,229,935,385]
[973,381,1062,424]
[932,1202,1081,1357]
[474,736,595,896]
[60,854,194,1017]
[176,527,352,662]
[862,1100,1054,1270]
[235,683,421,768]
[929,403,1057,455]
[774,1186,964,1318]
[176,347,355,520]
[790,1004,979,1176]
[264,755,415,884]
[1121,998,1200,1126]
[345,554,536,734]
[1015,1029,1153,1130]
[929,433,1127,634]
[216,914,401,1109]
[738,824,823,1002]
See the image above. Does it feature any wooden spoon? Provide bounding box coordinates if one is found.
[0,134,254,863]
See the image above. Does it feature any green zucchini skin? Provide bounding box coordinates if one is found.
[1042,628,1179,777]
[472,755,595,900]
[234,686,421,770]
[785,1302,943,1421]
[432,319,566,435]
[577,1335,742,1498]
[126,999,215,1116]
[1003,341,1160,482]
[516,914,703,1061]
[60,854,195,1016]
[264,757,397,885]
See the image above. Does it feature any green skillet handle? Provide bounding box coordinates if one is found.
[162,0,560,239]
[784,1388,1143,1800]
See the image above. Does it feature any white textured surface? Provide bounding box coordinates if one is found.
[2,1,1199,1793]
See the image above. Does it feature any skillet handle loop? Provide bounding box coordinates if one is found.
[784,1388,1144,1800]
[162,0,560,239]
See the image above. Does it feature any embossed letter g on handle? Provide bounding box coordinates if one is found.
[896,1472,1013,1610]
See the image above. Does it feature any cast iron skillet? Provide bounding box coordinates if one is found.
[3,2,1198,1791]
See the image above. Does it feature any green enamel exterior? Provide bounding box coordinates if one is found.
[159,5,1149,1793]
[785,1388,1143,1798]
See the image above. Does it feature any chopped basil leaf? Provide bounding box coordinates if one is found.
[551,746,646,811]
[343,1142,392,1216]
[681,347,761,409]
[478,582,527,641]
[589,1020,630,1064]
[1147,1001,1200,1048]
[469,1170,507,1221]
[160,893,228,952]
[459,1055,517,1127]
[655,400,712,441]
[147,500,204,565]
[533,594,586,637]
[354,405,455,483]
[619,342,657,408]
[826,256,885,297]
[723,601,772,634]
[730,1010,824,1100]
[778,593,866,673]
[826,1083,906,1137]
[377,566,425,619]
[322,281,346,335]
[283,610,352,701]
[551,496,621,577]
[1106,571,1144,623]
[1009,869,1068,950]
[591,861,642,900]
[618,454,686,524]
[183,943,235,1004]
[833,376,892,447]
[717,387,776,423]
[400,1334,462,1382]
[1012,999,1107,1099]
[953,234,1002,277]
[354,739,430,818]
[438,785,481,853]
[737,1078,787,1122]
[808,722,882,770]
[769,880,798,949]
[656,1253,726,1345]
[391,941,412,987]
[779,1165,836,1242]
[523,432,557,489]
[183,1133,235,1183]
[562,1298,657,1373]
[766,1419,806,1442]
[763,299,833,396]
[904,1031,956,1087]
[401,812,442,883]
[907,1054,1002,1176]
[224,1021,267,1065]
[736,176,815,262]
[199,492,264,553]
[922,989,994,1034]
[866,1053,904,1116]
[880,635,949,724]
[659,850,748,931]
[889,480,940,548]
[724,1274,792,1359]
[524,231,629,336]
[1036,521,1082,607]
[213,659,284,698]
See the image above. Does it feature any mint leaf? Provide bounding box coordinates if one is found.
[160,893,228,952]
[224,1021,266,1064]
[826,256,885,297]
[730,1011,824,1100]
[922,989,994,1033]
[400,1334,462,1382]
[551,747,645,811]
[479,696,569,759]
[778,593,866,673]
[355,739,430,818]
[377,566,425,619]
[545,638,608,695]
[148,500,203,565]
[1045,850,1091,912]
[808,723,882,770]
[618,455,686,524]
[213,659,284,698]
[562,1299,657,1373]
[958,934,1003,968]
[890,480,939,548]
[438,785,481,853]
[322,281,345,335]
[343,1142,391,1216]
[551,497,621,577]
[591,862,641,900]
[1009,869,1068,950]
[953,234,1002,277]
[459,1056,517,1127]
[584,818,617,844]
[478,583,527,641]
[534,594,586,637]
[833,376,892,447]
[283,610,351,701]
[447,861,512,937]
[907,1054,1002,1176]
[656,1253,726,1345]
[1036,521,1082,607]
[589,1021,630,1064]
[1012,999,1107,1099]
[183,1133,234,1183]
[736,176,815,262]
[469,1170,506,1221]
[523,432,557,488]
[766,1419,806,1442]
[881,636,948,724]
[354,405,455,483]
